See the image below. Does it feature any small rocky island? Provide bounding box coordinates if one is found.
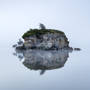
[13,24,81,75]
[15,24,72,50]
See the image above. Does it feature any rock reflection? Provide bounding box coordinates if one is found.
[13,49,72,75]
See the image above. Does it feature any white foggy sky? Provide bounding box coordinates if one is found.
[0,0,90,47]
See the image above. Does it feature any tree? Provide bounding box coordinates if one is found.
[39,23,46,29]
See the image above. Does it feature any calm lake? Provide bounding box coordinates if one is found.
[0,0,90,90]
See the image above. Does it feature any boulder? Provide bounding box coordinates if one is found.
[22,29,70,50]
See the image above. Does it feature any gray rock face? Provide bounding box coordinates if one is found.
[24,33,69,50]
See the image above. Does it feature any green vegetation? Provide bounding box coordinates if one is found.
[22,29,64,39]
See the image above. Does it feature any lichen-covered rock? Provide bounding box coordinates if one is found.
[22,29,69,50]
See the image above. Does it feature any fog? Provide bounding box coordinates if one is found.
[0,0,90,90]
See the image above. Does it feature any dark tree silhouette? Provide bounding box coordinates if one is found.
[39,23,46,29]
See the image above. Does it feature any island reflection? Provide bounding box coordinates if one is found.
[13,49,72,75]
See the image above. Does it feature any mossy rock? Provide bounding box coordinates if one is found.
[22,29,65,39]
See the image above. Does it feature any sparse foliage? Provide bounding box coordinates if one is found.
[39,23,46,29]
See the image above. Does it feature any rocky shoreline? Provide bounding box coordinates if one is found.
[14,30,71,50]
[13,24,80,51]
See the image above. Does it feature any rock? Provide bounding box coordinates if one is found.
[22,29,70,50]
[16,45,26,50]
[12,44,17,48]
[17,39,23,45]
[74,48,81,51]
